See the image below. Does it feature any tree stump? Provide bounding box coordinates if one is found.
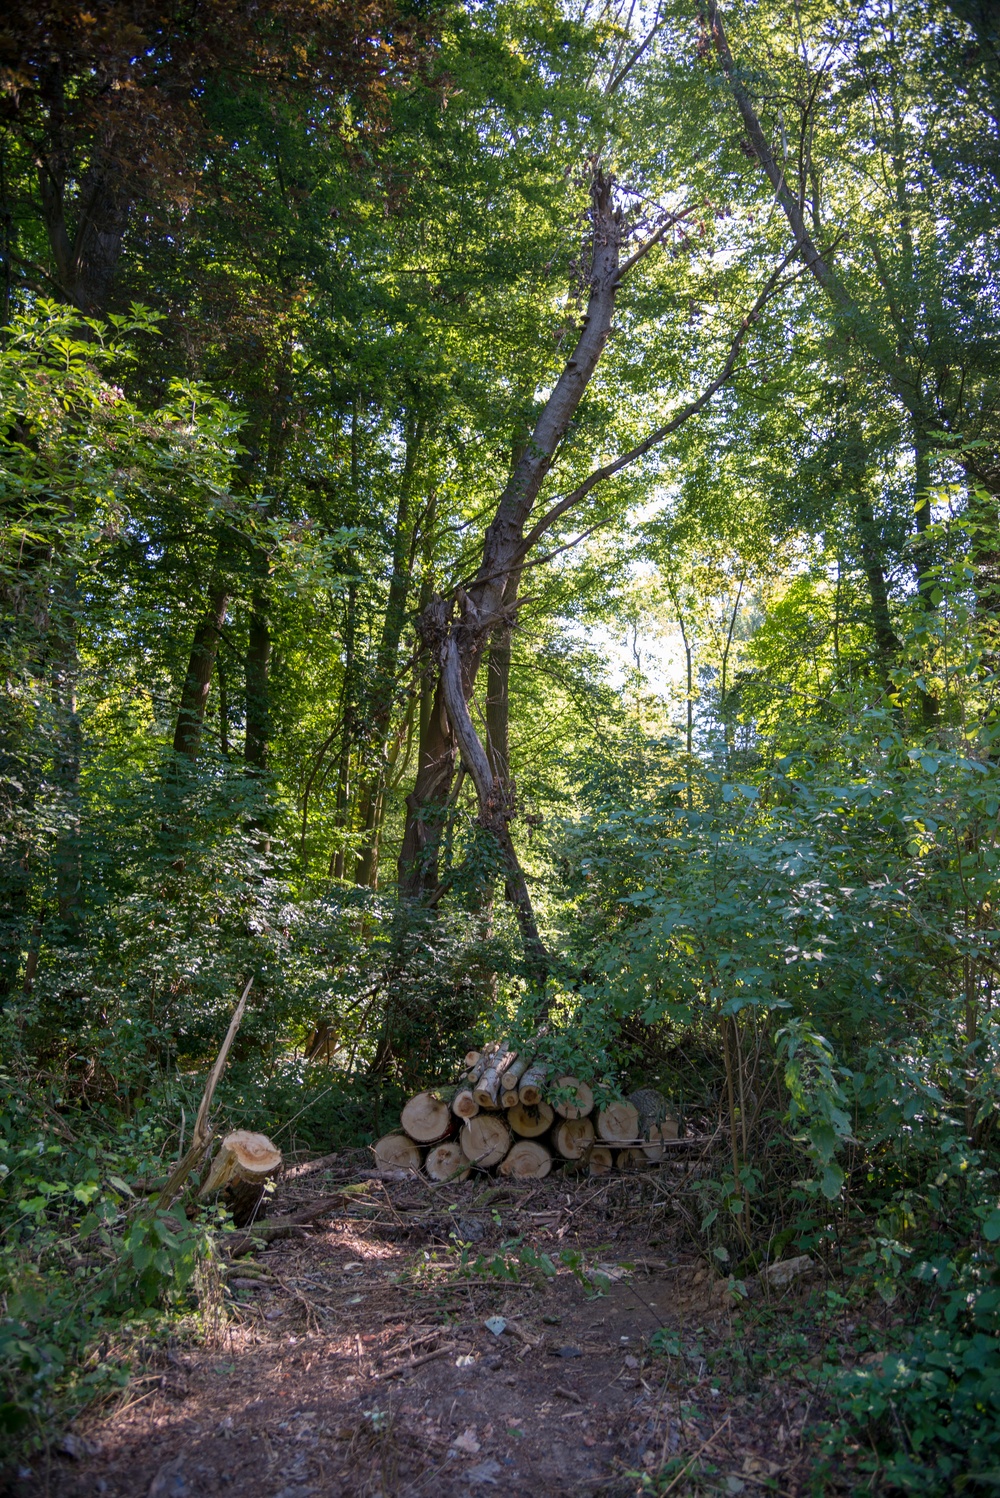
[198,1131,282,1227]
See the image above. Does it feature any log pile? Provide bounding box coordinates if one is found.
[372,1042,679,1182]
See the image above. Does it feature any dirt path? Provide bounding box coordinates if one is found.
[22,1157,827,1497]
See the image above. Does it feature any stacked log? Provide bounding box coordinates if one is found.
[371,1049,678,1182]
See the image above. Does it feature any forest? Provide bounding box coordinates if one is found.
[1,0,999,1492]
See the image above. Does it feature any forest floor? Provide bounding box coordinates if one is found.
[13,1153,879,1498]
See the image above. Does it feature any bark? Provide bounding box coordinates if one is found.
[173,560,229,758]
[244,587,271,773]
[355,415,425,886]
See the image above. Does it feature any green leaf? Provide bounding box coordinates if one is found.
[820,1164,845,1201]
[982,1211,1000,1242]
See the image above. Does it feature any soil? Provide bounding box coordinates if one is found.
[14,1153,832,1497]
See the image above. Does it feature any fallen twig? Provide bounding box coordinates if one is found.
[374,1343,458,1379]
[225,1193,345,1258]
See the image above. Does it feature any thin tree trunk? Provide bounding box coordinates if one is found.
[173,557,229,759]
[244,588,271,774]
[355,414,426,886]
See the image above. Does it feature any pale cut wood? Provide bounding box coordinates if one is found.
[589,1145,614,1176]
[464,1050,481,1069]
[400,1090,453,1143]
[373,1133,422,1174]
[501,1087,520,1109]
[499,1140,552,1180]
[199,1130,282,1198]
[474,1044,517,1110]
[452,1088,479,1120]
[518,1062,548,1106]
[596,1100,640,1144]
[553,1076,594,1120]
[199,1129,282,1227]
[552,1116,596,1159]
[500,1053,531,1091]
[506,1101,554,1137]
[425,1141,471,1182]
[467,1043,497,1087]
[460,1114,511,1169]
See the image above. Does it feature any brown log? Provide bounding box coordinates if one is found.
[460,1114,511,1169]
[589,1145,614,1176]
[373,1134,423,1174]
[507,1101,554,1138]
[596,1100,640,1144]
[553,1076,594,1120]
[198,1130,282,1228]
[474,1044,517,1110]
[498,1140,552,1180]
[227,1193,345,1258]
[615,1148,648,1169]
[400,1090,453,1143]
[452,1088,480,1120]
[425,1141,471,1182]
[518,1063,549,1106]
[552,1116,596,1160]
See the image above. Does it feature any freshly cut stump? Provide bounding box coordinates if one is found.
[460,1114,511,1169]
[507,1101,554,1138]
[425,1141,470,1182]
[596,1100,640,1145]
[499,1140,552,1180]
[552,1116,596,1160]
[589,1145,614,1176]
[373,1133,422,1174]
[401,1090,453,1143]
[199,1130,282,1227]
[452,1088,479,1120]
[553,1076,594,1120]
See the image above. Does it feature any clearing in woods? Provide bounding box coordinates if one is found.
[16,1151,865,1498]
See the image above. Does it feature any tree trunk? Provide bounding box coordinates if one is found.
[173,555,229,759]
[355,414,426,886]
[245,587,271,774]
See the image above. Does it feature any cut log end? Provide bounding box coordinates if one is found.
[518,1062,548,1107]
[552,1116,596,1160]
[553,1076,594,1120]
[589,1145,614,1176]
[498,1140,552,1180]
[425,1141,470,1182]
[506,1101,554,1138]
[452,1088,479,1120]
[596,1100,640,1144]
[460,1114,511,1170]
[373,1133,423,1175]
[401,1090,453,1143]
